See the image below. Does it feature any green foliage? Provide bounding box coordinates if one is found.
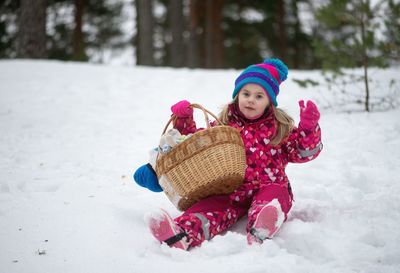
[222,0,316,69]
[2,0,397,71]
[47,22,74,60]
[46,0,127,62]
[292,78,320,88]
[381,0,400,61]
[223,3,264,68]
[0,0,19,58]
[310,0,398,111]
[85,0,127,62]
[1,0,127,62]
[314,0,387,71]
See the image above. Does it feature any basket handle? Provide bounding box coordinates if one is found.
[161,103,223,135]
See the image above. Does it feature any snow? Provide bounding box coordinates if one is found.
[1,60,400,273]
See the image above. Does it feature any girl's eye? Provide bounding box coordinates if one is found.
[257,95,263,99]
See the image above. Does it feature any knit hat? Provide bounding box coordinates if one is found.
[232,58,288,106]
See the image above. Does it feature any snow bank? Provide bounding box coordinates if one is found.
[0,60,399,273]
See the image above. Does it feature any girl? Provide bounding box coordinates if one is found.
[147,58,322,250]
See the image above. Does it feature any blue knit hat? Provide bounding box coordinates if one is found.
[232,58,288,106]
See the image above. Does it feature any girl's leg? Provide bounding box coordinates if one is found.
[175,194,248,247]
[247,183,292,243]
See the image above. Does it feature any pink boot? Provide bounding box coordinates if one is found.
[247,200,285,245]
[148,209,190,250]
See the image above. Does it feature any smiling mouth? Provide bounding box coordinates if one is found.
[245,107,255,110]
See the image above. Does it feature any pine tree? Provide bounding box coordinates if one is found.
[314,0,388,111]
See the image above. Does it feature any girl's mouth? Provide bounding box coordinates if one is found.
[245,106,255,111]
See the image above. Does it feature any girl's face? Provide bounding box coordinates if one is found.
[237,83,270,119]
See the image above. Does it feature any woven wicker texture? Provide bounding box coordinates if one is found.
[156,104,246,211]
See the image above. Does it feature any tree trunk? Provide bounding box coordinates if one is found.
[292,0,300,69]
[276,0,287,61]
[205,0,214,68]
[213,0,224,68]
[17,0,47,58]
[363,57,370,112]
[204,0,224,68]
[360,1,370,112]
[136,0,154,66]
[169,0,185,67]
[188,0,200,68]
[72,0,86,61]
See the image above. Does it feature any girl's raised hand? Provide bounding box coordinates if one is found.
[299,100,320,131]
[171,100,194,117]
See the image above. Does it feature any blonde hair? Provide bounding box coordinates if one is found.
[219,99,294,146]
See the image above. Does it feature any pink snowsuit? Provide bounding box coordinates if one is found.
[172,103,322,247]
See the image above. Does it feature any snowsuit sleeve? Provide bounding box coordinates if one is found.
[281,123,323,163]
[172,115,220,135]
[172,115,198,135]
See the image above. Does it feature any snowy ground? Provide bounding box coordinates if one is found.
[1,60,400,273]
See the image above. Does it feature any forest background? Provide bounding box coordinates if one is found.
[1,0,399,70]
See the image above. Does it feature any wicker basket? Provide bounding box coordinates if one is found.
[155,103,246,211]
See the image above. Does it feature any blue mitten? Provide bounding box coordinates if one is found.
[133,164,163,192]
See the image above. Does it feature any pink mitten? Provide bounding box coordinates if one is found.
[171,100,193,117]
[299,100,320,131]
